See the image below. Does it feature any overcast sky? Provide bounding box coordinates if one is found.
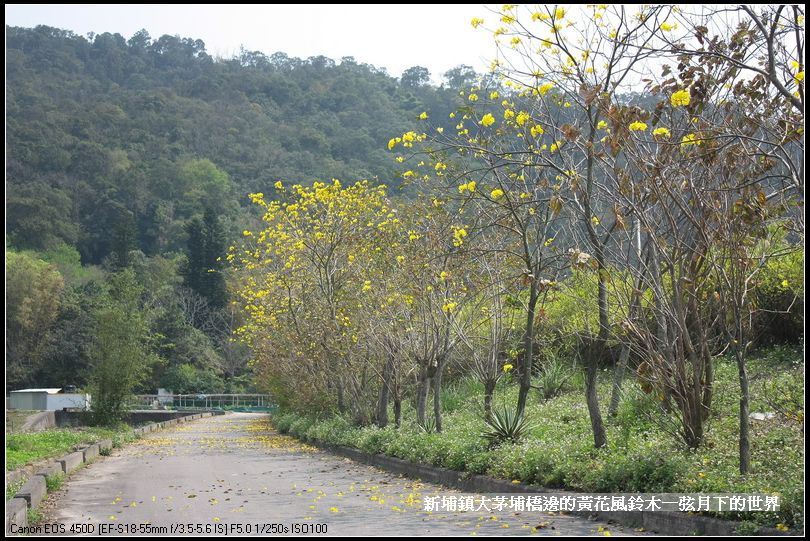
[5,4,498,82]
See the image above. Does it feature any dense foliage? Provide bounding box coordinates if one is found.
[5,24,462,395]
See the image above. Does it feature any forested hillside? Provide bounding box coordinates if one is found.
[7,25,463,261]
[5,25,463,392]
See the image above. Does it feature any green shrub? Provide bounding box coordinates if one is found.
[356,426,397,455]
[45,473,65,492]
[534,356,573,401]
[482,406,534,447]
[588,445,687,492]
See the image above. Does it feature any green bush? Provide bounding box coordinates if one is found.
[534,356,573,401]
[356,426,397,455]
[482,406,534,447]
[272,412,296,433]
[588,445,687,492]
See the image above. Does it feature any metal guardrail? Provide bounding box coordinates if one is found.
[129,394,275,410]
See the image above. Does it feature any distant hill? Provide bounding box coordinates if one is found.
[6,25,462,263]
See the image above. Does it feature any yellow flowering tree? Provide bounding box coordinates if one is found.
[230,180,400,420]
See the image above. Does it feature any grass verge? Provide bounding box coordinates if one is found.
[274,347,803,531]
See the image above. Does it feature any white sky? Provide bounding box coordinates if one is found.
[5,4,498,82]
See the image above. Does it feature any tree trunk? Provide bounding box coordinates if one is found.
[585,256,609,448]
[432,365,443,432]
[736,347,751,474]
[416,365,430,425]
[585,339,608,448]
[394,393,402,429]
[581,114,608,448]
[701,351,713,422]
[608,344,630,417]
[483,379,496,422]
[516,280,539,417]
[376,354,393,428]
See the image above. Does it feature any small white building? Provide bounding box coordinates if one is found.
[9,388,91,411]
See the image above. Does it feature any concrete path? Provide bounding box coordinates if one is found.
[44,413,642,536]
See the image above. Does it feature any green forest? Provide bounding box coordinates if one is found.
[5,24,466,395]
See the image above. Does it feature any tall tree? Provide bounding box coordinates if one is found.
[88,269,156,424]
[6,251,65,390]
[183,207,227,310]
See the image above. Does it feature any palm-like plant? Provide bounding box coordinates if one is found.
[482,406,533,447]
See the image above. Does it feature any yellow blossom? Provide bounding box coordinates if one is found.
[503,363,514,372]
[490,188,505,199]
[670,89,691,107]
[680,133,701,147]
[516,111,531,126]
[629,121,648,131]
[458,181,477,193]
[480,113,496,127]
[531,125,544,137]
[471,18,484,28]
[653,127,671,138]
[538,82,554,95]
[452,226,468,247]
[419,111,429,120]
[597,120,608,130]
[274,181,284,189]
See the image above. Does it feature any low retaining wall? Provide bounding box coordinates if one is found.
[303,440,790,536]
[19,411,56,432]
[5,412,214,534]
[54,410,221,428]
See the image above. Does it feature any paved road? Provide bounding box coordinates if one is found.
[45,413,641,536]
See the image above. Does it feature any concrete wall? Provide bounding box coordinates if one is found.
[10,392,89,411]
[45,394,90,411]
[9,392,46,410]
[54,409,222,427]
[20,411,56,432]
